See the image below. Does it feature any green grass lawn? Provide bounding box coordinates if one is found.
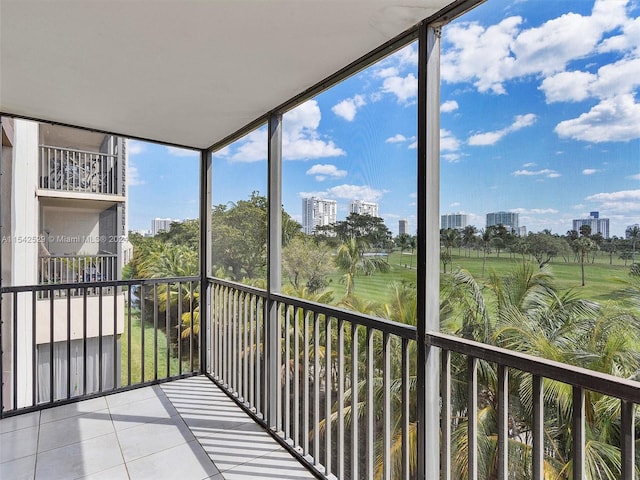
[120,308,180,385]
[322,250,634,306]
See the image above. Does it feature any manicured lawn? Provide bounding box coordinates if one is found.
[323,249,634,306]
[120,308,180,385]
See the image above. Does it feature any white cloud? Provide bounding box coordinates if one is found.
[332,94,366,121]
[127,140,145,156]
[555,94,640,143]
[582,168,599,175]
[468,113,537,146]
[166,146,198,157]
[441,0,629,94]
[441,129,461,152]
[305,164,347,181]
[513,168,561,178]
[450,202,461,207]
[374,66,399,78]
[385,134,408,143]
[299,184,386,202]
[522,162,537,167]
[627,173,640,180]
[442,153,461,163]
[128,162,144,186]
[585,188,640,213]
[218,101,345,162]
[511,207,559,214]
[382,73,417,104]
[441,100,459,113]
[408,141,417,150]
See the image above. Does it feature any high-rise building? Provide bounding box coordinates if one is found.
[350,199,378,217]
[302,197,337,235]
[399,219,408,235]
[441,213,468,230]
[486,211,519,232]
[573,212,610,239]
[626,224,640,239]
[152,217,174,235]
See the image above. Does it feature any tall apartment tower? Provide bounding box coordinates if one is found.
[302,197,337,235]
[350,199,378,217]
[486,211,519,232]
[573,211,610,239]
[398,219,408,235]
[152,217,174,235]
[1,118,130,406]
[441,213,468,230]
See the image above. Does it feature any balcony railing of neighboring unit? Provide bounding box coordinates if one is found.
[39,254,117,297]
[0,277,201,416]
[39,145,119,195]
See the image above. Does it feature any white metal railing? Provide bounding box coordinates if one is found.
[39,145,118,195]
[39,254,117,286]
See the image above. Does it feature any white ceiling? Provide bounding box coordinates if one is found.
[1,0,458,149]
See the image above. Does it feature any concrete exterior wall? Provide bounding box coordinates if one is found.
[35,292,125,344]
[42,206,101,255]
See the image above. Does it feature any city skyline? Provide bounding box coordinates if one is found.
[125,0,639,238]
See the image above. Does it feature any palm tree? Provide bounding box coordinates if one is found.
[335,238,389,297]
[573,237,597,286]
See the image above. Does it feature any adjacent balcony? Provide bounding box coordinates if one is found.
[2,276,639,479]
[39,145,120,197]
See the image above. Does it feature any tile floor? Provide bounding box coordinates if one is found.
[0,376,316,480]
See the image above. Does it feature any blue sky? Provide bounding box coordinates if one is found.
[127,0,640,238]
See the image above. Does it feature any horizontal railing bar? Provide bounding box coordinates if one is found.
[40,144,117,158]
[209,277,417,339]
[427,331,640,403]
[39,254,118,259]
[1,276,200,293]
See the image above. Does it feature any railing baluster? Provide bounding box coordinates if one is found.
[140,284,145,383]
[49,292,54,403]
[276,302,283,431]
[402,337,410,480]
[441,349,451,480]
[382,331,391,480]
[572,386,585,480]
[293,306,301,447]
[31,291,37,407]
[98,286,103,391]
[243,292,249,402]
[351,322,359,480]
[284,303,291,438]
[313,311,320,466]
[497,364,508,480]
[366,326,374,480]
[621,400,635,480]
[165,281,171,379]
[303,309,310,455]
[337,317,345,480]
[83,287,88,394]
[153,284,158,381]
[127,285,132,386]
[325,316,332,475]
[177,282,182,376]
[467,356,478,480]
[250,293,256,408]
[532,375,544,480]
[66,288,71,398]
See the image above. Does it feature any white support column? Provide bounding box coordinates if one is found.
[416,22,441,480]
[267,113,282,428]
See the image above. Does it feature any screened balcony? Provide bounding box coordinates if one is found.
[2,0,640,479]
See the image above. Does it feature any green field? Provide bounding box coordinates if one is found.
[323,250,634,306]
[120,309,180,385]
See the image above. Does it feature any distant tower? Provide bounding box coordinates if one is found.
[350,199,378,217]
[302,197,337,235]
[572,211,610,239]
[441,213,469,230]
[486,211,519,232]
[399,219,408,235]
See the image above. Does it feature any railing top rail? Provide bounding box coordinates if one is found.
[1,276,200,294]
[39,144,117,157]
[427,331,640,403]
[39,253,118,259]
[208,276,417,340]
